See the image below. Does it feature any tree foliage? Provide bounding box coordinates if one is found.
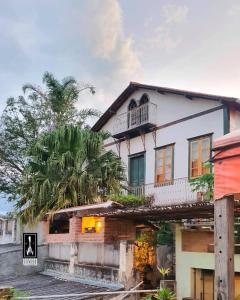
[0,72,99,201]
[17,125,125,223]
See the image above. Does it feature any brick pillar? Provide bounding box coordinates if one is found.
[119,240,135,288]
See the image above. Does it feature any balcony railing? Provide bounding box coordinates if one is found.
[127,177,200,206]
[112,102,157,138]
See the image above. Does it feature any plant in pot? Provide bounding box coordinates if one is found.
[144,287,176,300]
[158,267,171,288]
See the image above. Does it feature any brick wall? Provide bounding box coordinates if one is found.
[105,219,136,242]
[45,216,136,244]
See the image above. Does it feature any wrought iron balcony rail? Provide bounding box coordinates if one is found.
[112,102,157,138]
[126,177,201,206]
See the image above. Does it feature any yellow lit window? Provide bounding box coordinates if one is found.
[82,217,102,233]
[189,136,211,179]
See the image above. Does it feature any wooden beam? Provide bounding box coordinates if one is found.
[214,196,235,300]
[125,137,131,155]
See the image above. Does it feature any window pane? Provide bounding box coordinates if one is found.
[155,146,173,183]
[191,168,198,178]
[202,138,210,150]
[190,136,211,178]
[202,149,209,162]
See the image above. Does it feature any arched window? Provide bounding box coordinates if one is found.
[139,94,149,123]
[139,94,149,106]
[128,99,137,128]
[128,99,137,110]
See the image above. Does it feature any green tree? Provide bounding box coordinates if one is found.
[0,72,99,201]
[17,125,125,223]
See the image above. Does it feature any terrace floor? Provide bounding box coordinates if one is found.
[0,273,110,299]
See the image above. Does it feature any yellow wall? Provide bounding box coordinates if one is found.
[175,224,240,300]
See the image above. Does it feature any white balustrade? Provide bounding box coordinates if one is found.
[112,102,157,136]
[127,177,198,206]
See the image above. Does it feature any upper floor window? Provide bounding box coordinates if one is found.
[139,94,149,106]
[128,99,137,110]
[189,135,211,179]
[155,144,174,185]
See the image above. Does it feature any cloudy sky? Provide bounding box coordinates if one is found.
[1,0,240,212]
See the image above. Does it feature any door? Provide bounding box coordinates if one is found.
[129,154,145,195]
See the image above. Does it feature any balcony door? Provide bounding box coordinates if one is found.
[129,154,145,188]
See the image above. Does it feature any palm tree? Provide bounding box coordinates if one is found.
[17,125,125,223]
[22,72,99,128]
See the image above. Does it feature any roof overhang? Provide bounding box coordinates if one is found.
[45,201,123,218]
[87,201,240,222]
[92,82,240,132]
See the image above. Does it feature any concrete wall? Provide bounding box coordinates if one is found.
[48,241,120,267]
[49,243,71,261]
[0,244,48,280]
[78,242,120,267]
[175,224,240,300]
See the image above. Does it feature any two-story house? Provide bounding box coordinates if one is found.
[92,82,240,299]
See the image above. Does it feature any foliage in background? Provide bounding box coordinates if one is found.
[190,163,214,200]
[136,230,156,246]
[17,126,125,223]
[110,194,145,207]
[155,223,174,246]
[134,238,156,274]
[10,288,29,300]
[0,72,99,201]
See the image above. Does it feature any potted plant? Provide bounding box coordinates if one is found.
[158,267,171,288]
[144,287,176,300]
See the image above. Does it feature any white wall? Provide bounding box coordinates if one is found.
[102,88,224,185]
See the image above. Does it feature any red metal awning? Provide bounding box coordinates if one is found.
[213,129,240,200]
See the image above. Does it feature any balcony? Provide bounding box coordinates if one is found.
[127,177,200,206]
[112,102,157,139]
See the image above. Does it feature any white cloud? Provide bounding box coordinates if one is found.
[228,4,240,16]
[142,26,181,51]
[0,17,46,57]
[81,0,142,85]
[161,4,189,24]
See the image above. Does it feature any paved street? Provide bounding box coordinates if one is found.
[0,273,110,299]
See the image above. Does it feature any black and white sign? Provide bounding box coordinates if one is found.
[23,233,38,266]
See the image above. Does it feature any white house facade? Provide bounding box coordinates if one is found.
[93,82,240,206]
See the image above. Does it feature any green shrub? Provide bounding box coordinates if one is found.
[144,288,176,300]
[10,288,29,299]
[110,194,145,207]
